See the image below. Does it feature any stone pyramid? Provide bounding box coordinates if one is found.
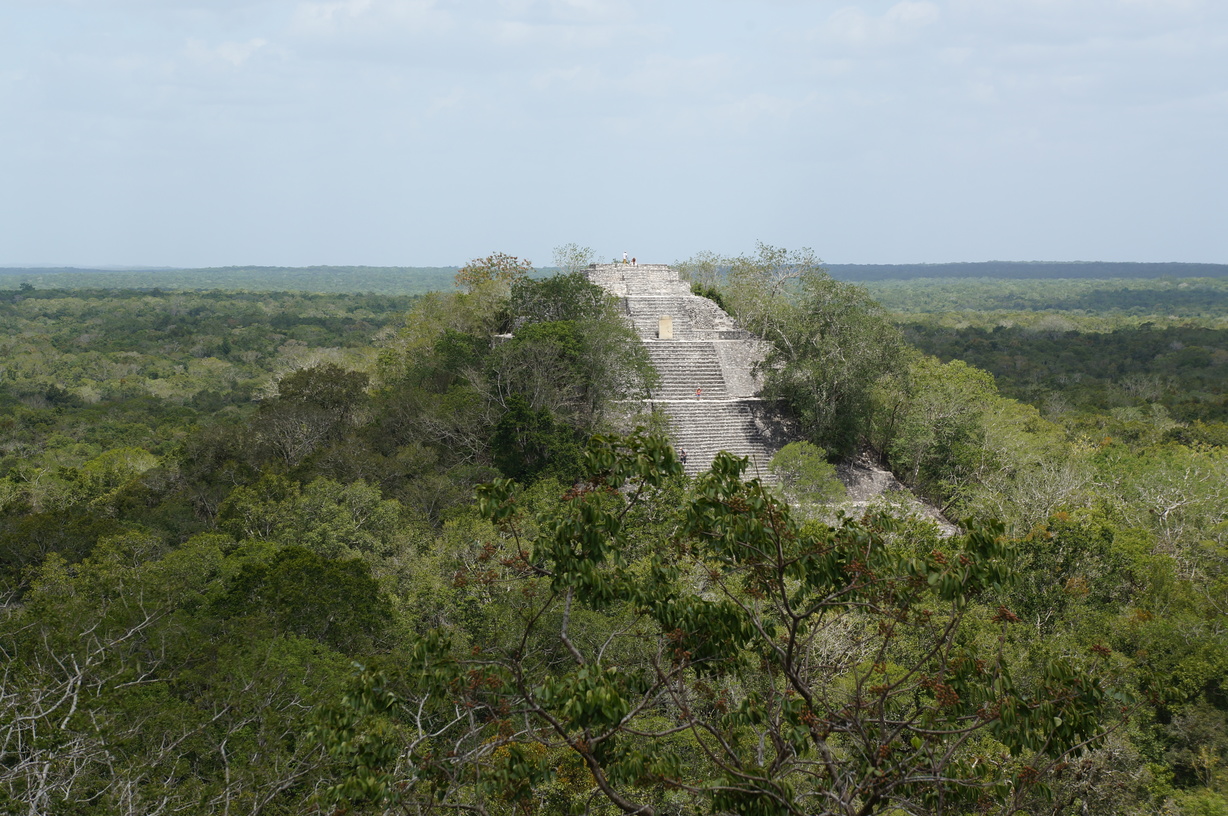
[586,263,796,479]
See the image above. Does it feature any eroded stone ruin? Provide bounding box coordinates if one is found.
[585,263,794,479]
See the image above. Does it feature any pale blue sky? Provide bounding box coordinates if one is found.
[2,0,1225,267]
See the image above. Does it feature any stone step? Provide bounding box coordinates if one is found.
[586,265,692,298]
[643,399,785,480]
[588,263,794,483]
[620,294,745,340]
[644,342,727,399]
[652,385,726,399]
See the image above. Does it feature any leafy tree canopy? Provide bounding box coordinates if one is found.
[314,433,1123,816]
[677,242,906,456]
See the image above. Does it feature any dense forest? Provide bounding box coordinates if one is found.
[7,259,1225,296]
[830,261,1228,281]
[864,277,1228,324]
[0,267,463,296]
[2,247,1225,815]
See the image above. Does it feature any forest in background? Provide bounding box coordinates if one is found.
[5,259,1225,296]
[0,267,463,296]
[832,262,1228,281]
[2,249,1226,816]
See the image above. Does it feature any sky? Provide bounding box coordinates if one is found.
[2,0,1225,268]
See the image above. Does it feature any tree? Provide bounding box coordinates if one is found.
[723,243,826,343]
[275,362,370,414]
[488,314,653,431]
[769,440,847,507]
[455,252,533,295]
[252,363,370,466]
[674,249,725,289]
[511,271,611,327]
[483,272,656,476]
[314,433,1121,816]
[217,474,407,561]
[488,393,584,482]
[372,267,655,486]
[875,355,1004,509]
[679,243,906,456]
[215,544,392,653]
[1,533,353,815]
[552,243,596,275]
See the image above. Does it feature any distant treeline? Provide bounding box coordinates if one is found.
[0,265,462,295]
[826,261,1228,280]
[863,276,1228,323]
[5,260,1228,295]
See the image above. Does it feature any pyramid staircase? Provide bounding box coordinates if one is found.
[587,263,795,479]
[644,342,727,399]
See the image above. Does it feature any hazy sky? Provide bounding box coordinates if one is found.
[3,0,1225,267]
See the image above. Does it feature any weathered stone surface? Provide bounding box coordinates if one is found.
[586,266,957,535]
[836,454,960,537]
[587,263,791,478]
[587,263,956,533]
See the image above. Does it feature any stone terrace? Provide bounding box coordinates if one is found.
[587,263,795,478]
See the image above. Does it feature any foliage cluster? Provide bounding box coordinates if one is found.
[313,436,1121,816]
[902,322,1228,430]
[1,250,1227,815]
[865,277,1228,326]
[679,243,906,457]
[675,250,1228,815]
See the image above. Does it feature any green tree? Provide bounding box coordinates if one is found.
[1,533,355,815]
[873,354,1093,530]
[252,363,370,466]
[769,440,847,506]
[877,356,998,491]
[454,251,533,295]
[674,249,724,289]
[552,243,596,274]
[681,243,905,455]
[488,393,583,482]
[216,544,392,653]
[511,271,611,326]
[315,433,1121,816]
[217,474,407,562]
